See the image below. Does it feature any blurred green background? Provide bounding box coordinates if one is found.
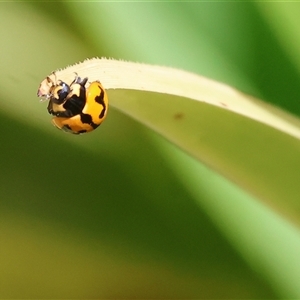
[1,2,300,298]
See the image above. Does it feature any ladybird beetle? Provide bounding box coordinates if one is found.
[38,73,108,134]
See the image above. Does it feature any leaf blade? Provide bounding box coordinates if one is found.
[39,58,300,224]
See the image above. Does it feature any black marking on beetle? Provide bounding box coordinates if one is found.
[51,82,70,104]
[47,101,54,115]
[51,85,86,118]
[61,124,82,135]
[62,93,86,117]
[61,124,78,134]
[77,129,87,134]
[94,85,107,118]
[80,113,98,129]
[80,113,93,124]
[74,76,88,87]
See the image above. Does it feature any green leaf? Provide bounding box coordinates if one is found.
[44,58,300,226]
[2,2,299,298]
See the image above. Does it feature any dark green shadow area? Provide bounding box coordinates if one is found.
[0,108,277,298]
[183,2,300,116]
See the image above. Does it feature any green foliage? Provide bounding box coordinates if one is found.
[1,2,300,298]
